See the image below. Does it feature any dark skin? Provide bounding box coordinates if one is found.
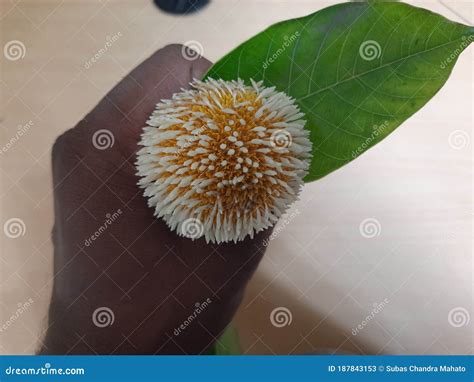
[40,45,271,355]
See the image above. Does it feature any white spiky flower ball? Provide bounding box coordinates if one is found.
[136,78,312,243]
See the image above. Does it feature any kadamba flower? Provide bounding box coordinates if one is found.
[136,78,312,243]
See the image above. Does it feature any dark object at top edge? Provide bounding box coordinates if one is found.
[153,0,210,15]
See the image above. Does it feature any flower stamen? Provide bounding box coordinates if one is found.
[136,78,312,243]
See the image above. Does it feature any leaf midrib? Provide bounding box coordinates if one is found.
[298,36,466,102]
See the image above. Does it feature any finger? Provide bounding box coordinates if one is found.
[83,44,212,130]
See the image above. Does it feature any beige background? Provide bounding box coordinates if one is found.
[1,0,472,354]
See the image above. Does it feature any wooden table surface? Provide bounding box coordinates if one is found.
[1,0,472,354]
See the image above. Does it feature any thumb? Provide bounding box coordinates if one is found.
[82,44,212,133]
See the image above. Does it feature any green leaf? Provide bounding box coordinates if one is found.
[204,2,473,181]
[206,323,241,355]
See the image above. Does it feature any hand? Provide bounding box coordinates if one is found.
[41,45,271,355]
